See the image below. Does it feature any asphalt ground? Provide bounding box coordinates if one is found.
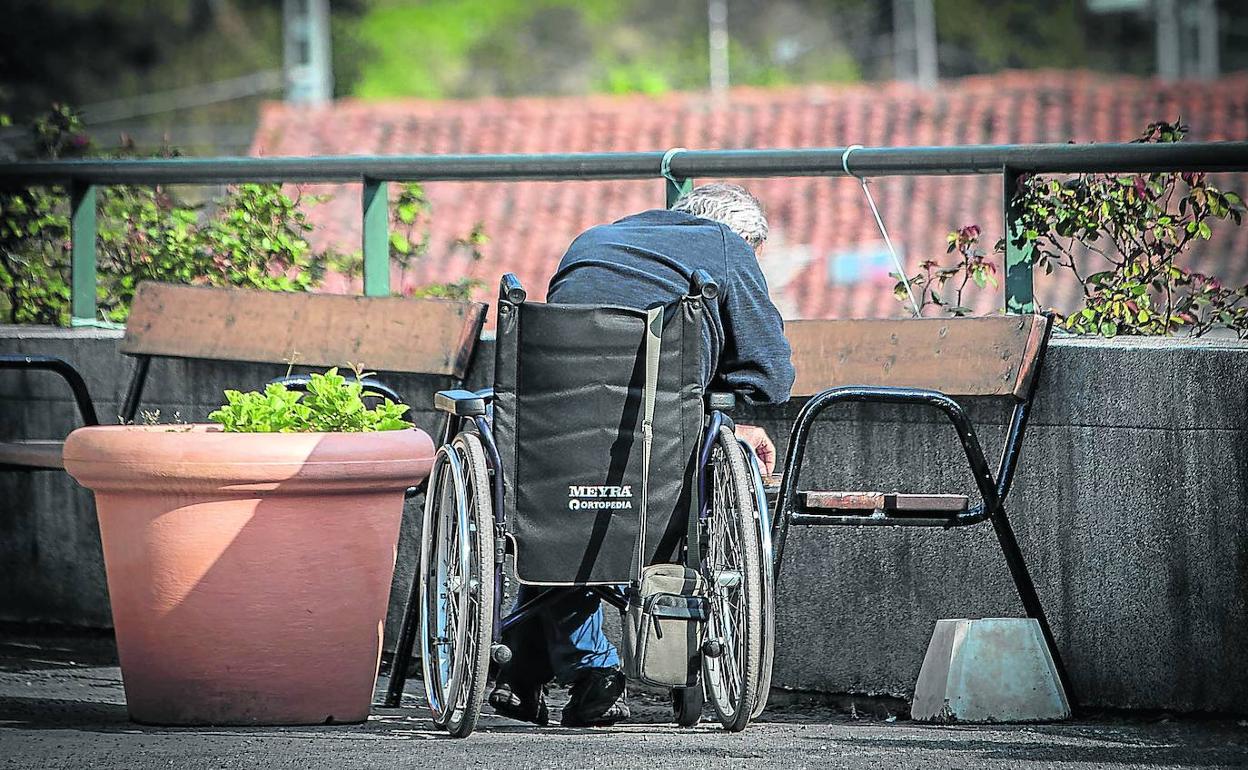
[1,630,1246,770]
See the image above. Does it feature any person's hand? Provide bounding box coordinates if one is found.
[735,424,776,476]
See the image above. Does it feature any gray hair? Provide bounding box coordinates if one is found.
[670,183,768,249]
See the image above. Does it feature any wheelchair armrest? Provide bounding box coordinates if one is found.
[435,388,494,417]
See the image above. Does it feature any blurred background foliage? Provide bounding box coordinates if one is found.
[4,0,1243,154]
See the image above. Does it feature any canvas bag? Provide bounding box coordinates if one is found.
[621,307,709,687]
[622,563,709,687]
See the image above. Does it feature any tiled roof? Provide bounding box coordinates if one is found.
[250,70,1248,319]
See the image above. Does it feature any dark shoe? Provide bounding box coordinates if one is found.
[560,667,629,727]
[488,682,549,726]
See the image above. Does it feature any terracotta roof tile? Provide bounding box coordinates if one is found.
[250,70,1248,320]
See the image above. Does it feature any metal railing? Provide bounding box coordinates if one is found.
[2,142,1247,326]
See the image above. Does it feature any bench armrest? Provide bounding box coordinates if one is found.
[0,355,99,426]
[773,385,1001,555]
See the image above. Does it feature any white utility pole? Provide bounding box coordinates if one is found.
[914,0,938,89]
[1193,0,1220,80]
[283,0,333,104]
[708,0,730,98]
[1155,0,1181,80]
[893,0,937,88]
[1155,0,1219,81]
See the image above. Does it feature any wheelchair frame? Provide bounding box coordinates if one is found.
[386,272,774,737]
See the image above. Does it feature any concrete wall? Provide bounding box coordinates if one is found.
[2,326,1245,715]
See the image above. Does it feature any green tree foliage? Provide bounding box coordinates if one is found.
[934,0,1091,75]
[0,0,369,153]
[351,0,864,100]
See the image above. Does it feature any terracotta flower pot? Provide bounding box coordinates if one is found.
[63,425,435,726]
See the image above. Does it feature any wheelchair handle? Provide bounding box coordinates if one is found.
[689,269,719,301]
[499,273,527,304]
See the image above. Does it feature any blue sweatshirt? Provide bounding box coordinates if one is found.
[547,209,795,405]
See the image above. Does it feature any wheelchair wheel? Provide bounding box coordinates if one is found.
[701,425,764,732]
[419,433,495,738]
[739,440,776,720]
[672,684,705,727]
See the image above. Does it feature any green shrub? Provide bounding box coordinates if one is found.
[0,105,488,324]
[893,120,1247,337]
[208,367,412,433]
[0,106,318,325]
[1015,119,1246,337]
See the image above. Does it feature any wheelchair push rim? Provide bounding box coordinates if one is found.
[419,433,495,738]
[740,440,776,720]
[701,425,764,732]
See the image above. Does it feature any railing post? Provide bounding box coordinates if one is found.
[1002,167,1035,314]
[69,180,98,326]
[362,178,390,297]
[665,176,692,208]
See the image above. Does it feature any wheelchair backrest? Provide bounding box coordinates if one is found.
[492,289,707,585]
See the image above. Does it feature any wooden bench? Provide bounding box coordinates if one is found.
[0,282,487,471]
[771,313,1069,695]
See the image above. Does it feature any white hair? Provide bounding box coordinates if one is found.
[670,183,768,249]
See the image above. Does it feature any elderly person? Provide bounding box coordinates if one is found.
[490,183,794,728]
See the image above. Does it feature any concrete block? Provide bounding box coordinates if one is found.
[912,618,1071,723]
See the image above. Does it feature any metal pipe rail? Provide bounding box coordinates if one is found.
[1,142,1245,325]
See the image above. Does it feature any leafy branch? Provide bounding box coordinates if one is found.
[1014,119,1246,337]
[890,224,998,317]
[891,120,1247,338]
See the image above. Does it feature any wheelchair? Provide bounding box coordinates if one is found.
[386,272,776,738]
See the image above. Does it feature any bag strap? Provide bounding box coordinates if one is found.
[633,305,663,585]
[681,297,703,571]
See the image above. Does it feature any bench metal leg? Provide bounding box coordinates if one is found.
[121,355,151,424]
[988,505,1071,701]
[384,561,424,708]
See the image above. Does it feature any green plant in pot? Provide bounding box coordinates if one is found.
[63,368,435,726]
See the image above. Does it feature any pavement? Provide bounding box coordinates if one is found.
[1,630,1246,770]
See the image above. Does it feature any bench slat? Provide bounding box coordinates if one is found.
[0,440,65,469]
[800,490,969,513]
[786,315,1048,399]
[121,283,487,378]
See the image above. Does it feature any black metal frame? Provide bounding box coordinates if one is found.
[769,313,1068,699]
[384,271,733,708]
[0,354,99,471]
